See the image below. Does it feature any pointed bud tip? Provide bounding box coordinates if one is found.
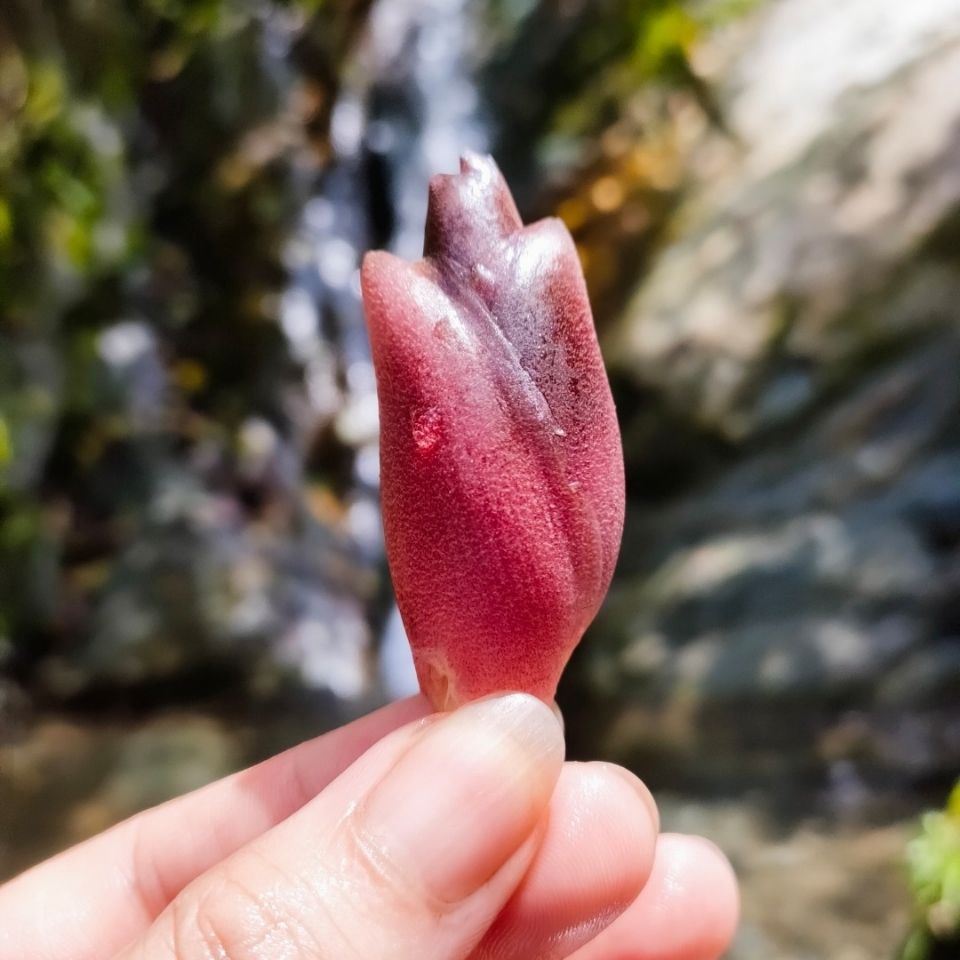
[424,153,522,260]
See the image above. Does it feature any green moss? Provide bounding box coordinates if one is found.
[902,782,960,958]
[0,417,11,468]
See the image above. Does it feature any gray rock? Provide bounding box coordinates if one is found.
[580,0,960,789]
[606,0,960,441]
[42,465,375,703]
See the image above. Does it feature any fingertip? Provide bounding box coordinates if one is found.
[659,832,740,955]
[475,760,658,960]
[568,830,739,960]
[364,692,563,903]
[548,699,565,733]
[601,763,660,834]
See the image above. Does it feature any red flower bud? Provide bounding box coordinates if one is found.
[361,153,624,709]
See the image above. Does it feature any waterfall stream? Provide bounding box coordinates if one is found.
[277,0,489,700]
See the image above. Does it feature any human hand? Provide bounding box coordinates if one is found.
[0,694,737,960]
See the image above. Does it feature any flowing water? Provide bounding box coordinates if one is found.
[275,0,490,697]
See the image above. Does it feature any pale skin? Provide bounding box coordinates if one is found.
[0,693,738,960]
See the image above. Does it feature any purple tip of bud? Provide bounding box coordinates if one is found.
[423,151,523,262]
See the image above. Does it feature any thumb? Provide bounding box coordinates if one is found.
[120,693,564,960]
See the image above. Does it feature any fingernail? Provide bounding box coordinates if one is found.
[362,693,564,902]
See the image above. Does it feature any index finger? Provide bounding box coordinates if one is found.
[0,694,431,960]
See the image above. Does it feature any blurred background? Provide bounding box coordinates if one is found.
[1,0,959,956]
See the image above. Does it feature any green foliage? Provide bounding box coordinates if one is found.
[632,5,700,75]
[0,418,11,467]
[486,0,761,157]
[901,782,960,959]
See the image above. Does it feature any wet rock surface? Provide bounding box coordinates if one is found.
[579,0,960,792]
[608,0,960,441]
